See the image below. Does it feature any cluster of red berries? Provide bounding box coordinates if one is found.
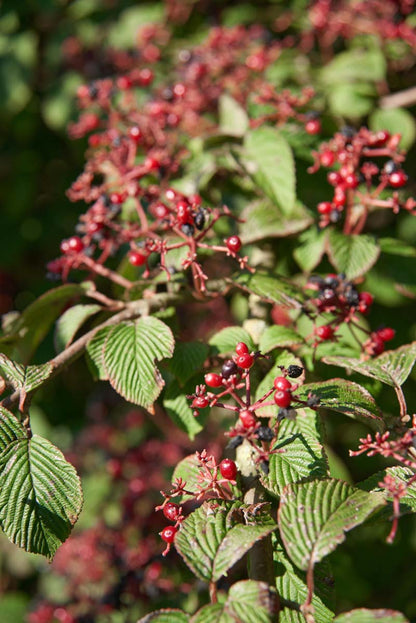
[309,126,415,232]
[304,273,395,355]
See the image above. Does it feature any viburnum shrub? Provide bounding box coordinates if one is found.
[2,1,416,622]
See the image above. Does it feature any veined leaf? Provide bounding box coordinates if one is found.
[86,326,111,380]
[138,610,190,623]
[0,354,53,400]
[54,303,102,352]
[294,379,385,432]
[168,341,209,386]
[294,228,328,272]
[279,479,385,571]
[0,408,82,558]
[334,609,409,623]
[190,581,277,623]
[209,326,254,355]
[259,326,303,353]
[219,93,249,136]
[175,501,276,582]
[163,382,203,440]
[102,317,174,408]
[240,200,312,244]
[359,466,416,513]
[236,272,305,309]
[244,127,296,215]
[327,231,380,280]
[323,342,416,387]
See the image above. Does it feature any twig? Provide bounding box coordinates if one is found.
[379,86,416,110]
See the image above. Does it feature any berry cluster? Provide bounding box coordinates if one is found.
[309,126,415,233]
[304,273,395,356]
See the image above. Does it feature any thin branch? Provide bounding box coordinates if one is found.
[379,86,416,110]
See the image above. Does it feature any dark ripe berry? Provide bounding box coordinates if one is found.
[287,364,303,378]
[235,342,249,356]
[273,376,292,391]
[194,209,206,230]
[236,353,254,369]
[163,502,180,522]
[176,200,191,225]
[162,87,174,101]
[388,170,407,188]
[317,201,332,215]
[204,373,223,388]
[226,235,242,253]
[340,125,355,140]
[160,525,177,543]
[377,327,395,342]
[384,159,399,175]
[307,394,321,408]
[181,223,195,236]
[221,359,238,378]
[227,435,244,449]
[274,389,292,408]
[257,426,274,442]
[315,324,334,340]
[305,118,321,135]
[219,458,237,480]
[320,150,335,167]
[321,288,338,306]
[333,187,346,206]
[239,409,257,428]
[260,460,270,475]
[129,126,142,142]
[192,396,209,409]
[345,287,360,306]
[327,171,342,186]
[129,251,147,266]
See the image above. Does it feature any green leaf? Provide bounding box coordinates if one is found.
[236,272,305,309]
[138,610,190,623]
[175,501,276,582]
[240,200,312,244]
[327,83,376,119]
[163,382,203,440]
[261,415,328,497]
[0,410,82,558]
[54,304,102,352]
[168,341,209,386]
[327,231,380,280]
[278,479,386,571]
[0,407,25,454]
[191,581,277,623]
[379,238,416,257]
[209,326,255,355]
[86,326,111,380]
[274,538,335,623]
[334,609,409,623]
[0,354,53,398]
[219,94,249,137]
[370,108,416,150]
[0,283,89,363]
[244,127,296,215]
[103,318,175,409]
[259,326,303,353]
[293,228,328,272]
[320,47,386,84]
[323,342,416,387]
[294,380,385,432]
[359,466,416,513]
[171,454,204,502]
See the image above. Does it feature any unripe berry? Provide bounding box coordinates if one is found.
[317,201,332,215]
[239,409,257,428]
[129,126,142,142]
[236,353,254,369]
[315,325,334,340]
[388,170,407,188]
[62,236,84,254]
[328,171,342,186]
[192,396,209,409]
[163,502,180,522]
[273,376,292,391]
[160,525,177,543]
[333,187,346,206]
[305,118,321,135]
[204,373,223,388]
[274,390,292,408]
[235,342,249,355]
[343,173,359,189]
[377,327,395,342]
[176,201,192,225]
[320,150,335,167]
[219,458,237,480]
[226,235,242,253]
[145,156,160,171]
[128,251,147,266]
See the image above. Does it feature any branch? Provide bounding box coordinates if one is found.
[379,86,416,110]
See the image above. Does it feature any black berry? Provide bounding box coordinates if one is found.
[227,435,244,449]
[194,210,206,230]
[221,359,238,378]
[181,223,195,236]
[287,365,303,378]
[257,426,274,442]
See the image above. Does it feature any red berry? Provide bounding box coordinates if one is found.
[305,119,321,135]
[152,203,170,219]
[110,192,125,205]
[235,342,249,356]
[129,251,147,266]
[129,126,142,142]
[63,236,84,253]
[160,525,177,543]
[192,396,209,409]
[328,171,342,186]
[388,170,407,188]
[343,173,359,189]
[239,409,257,428]
[173,83,186,97]
[163,502,180,522]
[145,156,160,171]
[358,291,373,313]
[176,200,192,225]
[274,389,292,408]
[317,201,332,215]
[236,353,254,369]
[315,325,334,340]
[377,327,395,342]
[219,458,237,480]
[320,150,335,167]
[204,373,223,388]
[117,75,133,90]
[273,376,292,391]
[226,235,242,253]
[165,188,176,201]
[373,130,390,146]
[333,187,346,206]
[138,68,154,86]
